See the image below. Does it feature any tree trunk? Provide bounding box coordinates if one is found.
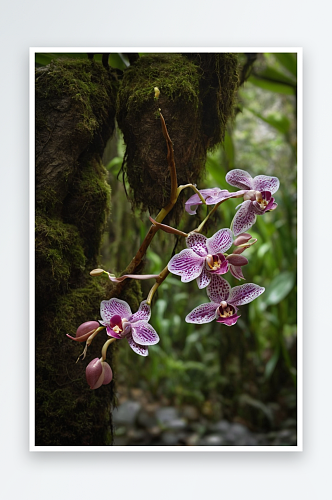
[35,59,117,446]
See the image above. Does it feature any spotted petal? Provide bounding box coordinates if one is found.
[185,302,218,324]
[253,175,280,195]
[100,298,132,323]
[232,200,257,236]
[126,333,149,356]
[196,266,211,289]
[206,275,231,303]
[228,283,265,306]
[168,249,204,282]
[186,232,208,256]
[206,228,233,255]
[226,169,254,190]
[130,301,151,323]
[131,321,159,345]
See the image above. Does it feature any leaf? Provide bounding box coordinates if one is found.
[247,109,290,134]
[264,345,280,379]
[263,271,296,306]
[223,130,235,169]
[249,75,295,95]
[256,65,296,86]
[274,53,297,77]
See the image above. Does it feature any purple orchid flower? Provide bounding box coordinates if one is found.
[99,299,159,357]
[225,169,280,236]
[185,275,265,326]
[185,188,247,215]
[168,229,248,288]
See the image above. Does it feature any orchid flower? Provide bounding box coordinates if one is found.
[226,169,279,236]
[185,188,247,215]
[168,229,248,288]
[185,275,265,326]
[99,299,159,357]
[86,357,113,390]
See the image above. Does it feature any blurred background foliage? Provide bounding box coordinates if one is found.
[98,52,297,431]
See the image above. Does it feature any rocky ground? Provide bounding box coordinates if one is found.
[112,388,297,447]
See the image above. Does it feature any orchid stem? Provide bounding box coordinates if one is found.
[146,266,170,306]
[101,337,117,361]
[177,184,207,205]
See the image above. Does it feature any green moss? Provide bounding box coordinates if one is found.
[35,213,86,297]
[64,158,111,261]
[116,53,239,222]
[117,53,201,115]
[36,59,118,136]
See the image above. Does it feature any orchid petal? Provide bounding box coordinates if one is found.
[226,169,254,190]
[131,321,159,345]
[110,315,122,328]
[206,228,233,255]
[130,301,151,323]
[264,198,275,212]
[213,257,229,275]
[217,314,241,326]
[126,333,149,356]
[206,275,231,303]
[196,266,211,289]
[268,202,278,211]
[105,326,122,339]
[228,283,265,306]
[168,249,204,282]
[186,232,208,256]
[185,302,219,324]
[230,265,245,281]
[253,175,280,195]
[252,201,265,215]
[100,298,132,323]
[232,200,257,236]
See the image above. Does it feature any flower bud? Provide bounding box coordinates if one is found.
[86,358,113,390]
[90,268,106,276]
[226,254,248,266]
[233,233,252,246]
[154,87,160,99]
[66,321,100,342]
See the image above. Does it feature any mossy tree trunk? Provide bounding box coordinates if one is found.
[35,59,118,446]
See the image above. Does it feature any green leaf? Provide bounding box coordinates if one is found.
[257,65,296,86]
[223,130,235,169]
[264,345,280,379]
[264,271,296,306]
[274,53,297,77]
[247,109,290,134]
[249,75,295,95]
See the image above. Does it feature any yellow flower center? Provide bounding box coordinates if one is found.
[206,254,220,271]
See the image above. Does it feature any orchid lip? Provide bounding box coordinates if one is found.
[217,301,236,318]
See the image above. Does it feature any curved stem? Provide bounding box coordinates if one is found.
[177,184,207,205]
[146,266,170,305]
[101,337,117,361]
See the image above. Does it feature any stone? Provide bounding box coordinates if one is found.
[112,400,141,427]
